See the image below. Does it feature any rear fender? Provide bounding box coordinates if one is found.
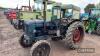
[67,20,80,28]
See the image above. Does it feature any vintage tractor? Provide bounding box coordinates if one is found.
[13,6,41,29]
[19,0,85,56]
[81,8,100,35]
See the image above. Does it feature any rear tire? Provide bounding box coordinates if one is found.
[65,21,84,49]
[30,40,50,56]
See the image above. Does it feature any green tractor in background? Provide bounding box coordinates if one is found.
[82,8,100,35]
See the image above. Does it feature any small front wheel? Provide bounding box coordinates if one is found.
[30,40,50,56]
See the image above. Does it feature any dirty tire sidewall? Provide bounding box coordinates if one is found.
[65,21,85,49]
[30,40,50,56]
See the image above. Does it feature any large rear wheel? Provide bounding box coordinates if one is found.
[65,21,84,49]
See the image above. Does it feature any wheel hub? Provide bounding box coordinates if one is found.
[32,45,47,56]
[31,43,50,56]
[73,28,81,43]
[36,48,45,56]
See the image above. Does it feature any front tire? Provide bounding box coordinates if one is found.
[30,40,50,56]
[65,21,84,49]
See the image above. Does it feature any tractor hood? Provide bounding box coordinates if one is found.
[24,19,44,26]
[24,19,44,36]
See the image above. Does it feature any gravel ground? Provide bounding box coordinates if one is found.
[0,11,100,56]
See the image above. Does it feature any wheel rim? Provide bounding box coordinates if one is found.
[34,47,46,56]
[73,28,81,43]
[32,44,50,56]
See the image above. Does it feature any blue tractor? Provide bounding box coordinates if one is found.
[19,0,85,56]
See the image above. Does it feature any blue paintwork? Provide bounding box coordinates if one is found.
[23,19,57,40]
[80,13,89,21]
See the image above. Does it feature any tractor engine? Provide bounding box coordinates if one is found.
[23,19,62,38]
[24,20,44,37]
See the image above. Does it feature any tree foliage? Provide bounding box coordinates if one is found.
[84,4,95,13]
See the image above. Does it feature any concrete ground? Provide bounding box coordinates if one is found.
[0,10,100,56]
